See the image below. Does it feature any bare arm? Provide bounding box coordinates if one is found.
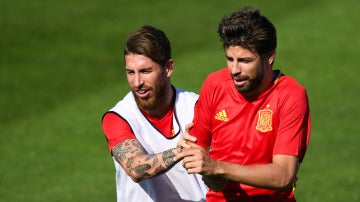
[176,124,298,190]
[112,139,179,182]
[178,147,298,190]
[217,155,299,190]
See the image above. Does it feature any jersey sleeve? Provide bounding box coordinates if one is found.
[273,86,311,162]
[189,76,214,147]
[102,112,136,154]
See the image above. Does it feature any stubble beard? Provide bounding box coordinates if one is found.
[234,65,265,96]
[133,79,168,111]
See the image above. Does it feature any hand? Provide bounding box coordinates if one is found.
[177,123,197,150]
[177,146,216,176]
[203,175,227,192]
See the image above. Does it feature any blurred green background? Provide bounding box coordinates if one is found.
[1,0,359,201]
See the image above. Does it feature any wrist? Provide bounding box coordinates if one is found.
[175,146,182,154]
[213,160,225,176]
[163,148,178,168]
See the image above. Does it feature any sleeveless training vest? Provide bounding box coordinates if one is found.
[109,88,207,202]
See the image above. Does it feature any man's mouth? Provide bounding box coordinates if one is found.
[135,89,150,98]
[234,79,247,86]
[233,75,248,87]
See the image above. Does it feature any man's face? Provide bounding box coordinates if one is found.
[225,46,269,97]
[125,53,172,110]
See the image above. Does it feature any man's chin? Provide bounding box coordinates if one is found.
[235,85,249,94]
[135,98,153,110]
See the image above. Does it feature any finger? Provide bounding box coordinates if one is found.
[185,122,194,132]
[175,147,197,161]
[181,139,192,149]
[184,166,201,174]
[177,136,189,149]
[183,133,197,142]
[181,155,197,168]
[175,150,186,161]
[182,158,203,172]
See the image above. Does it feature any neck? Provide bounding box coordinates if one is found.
[243,70,274,101]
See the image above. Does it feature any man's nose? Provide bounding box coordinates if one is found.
[229,62,241,75]
[134,73,144,87]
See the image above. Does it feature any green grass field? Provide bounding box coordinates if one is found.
[1,0,359,201]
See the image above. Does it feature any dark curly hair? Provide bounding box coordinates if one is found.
[218,7,277,57]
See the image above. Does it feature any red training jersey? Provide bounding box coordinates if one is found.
[190,68,311,202]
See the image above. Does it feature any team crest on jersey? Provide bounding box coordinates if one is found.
[256,105,273,132]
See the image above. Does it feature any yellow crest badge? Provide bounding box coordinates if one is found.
[256,105,273,132]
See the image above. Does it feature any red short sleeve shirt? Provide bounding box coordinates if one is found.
[189,68,311,201]
[102,107,175,153]
[102,112,136,153]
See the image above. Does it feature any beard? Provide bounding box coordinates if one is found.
[132,79,168,111]
[233,65,265,95]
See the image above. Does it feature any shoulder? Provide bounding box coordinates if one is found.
[175,88,199,106]
[175,88,198,99]
[276,74,307,95]
[206,68,230,82]
[202,68,231,89]
[104,92,141,122]
[274,73,309,107]
[109,92,135,111]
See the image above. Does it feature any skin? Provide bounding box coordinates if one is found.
[226,45,275,100]
[113,139,179,182]
[125,54,173,118]
[112,53,180,182]
[176,46,299,191]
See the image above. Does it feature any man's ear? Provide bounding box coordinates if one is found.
[166,59,174,77]
[268,51,276,65]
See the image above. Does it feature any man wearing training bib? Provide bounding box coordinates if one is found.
[102,25,207,202]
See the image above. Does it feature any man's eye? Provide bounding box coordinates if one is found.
[226,57,234,62]
[141,70,152,74]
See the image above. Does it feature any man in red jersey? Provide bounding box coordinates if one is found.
[176,7,311,202]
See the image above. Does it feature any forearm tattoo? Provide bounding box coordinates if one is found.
[112,139,177,178]
[112,139,147,173]
[163,149,176,168]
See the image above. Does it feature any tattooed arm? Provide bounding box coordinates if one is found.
[112,138,180,182]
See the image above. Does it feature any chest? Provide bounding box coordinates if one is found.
[209,88,281,159]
